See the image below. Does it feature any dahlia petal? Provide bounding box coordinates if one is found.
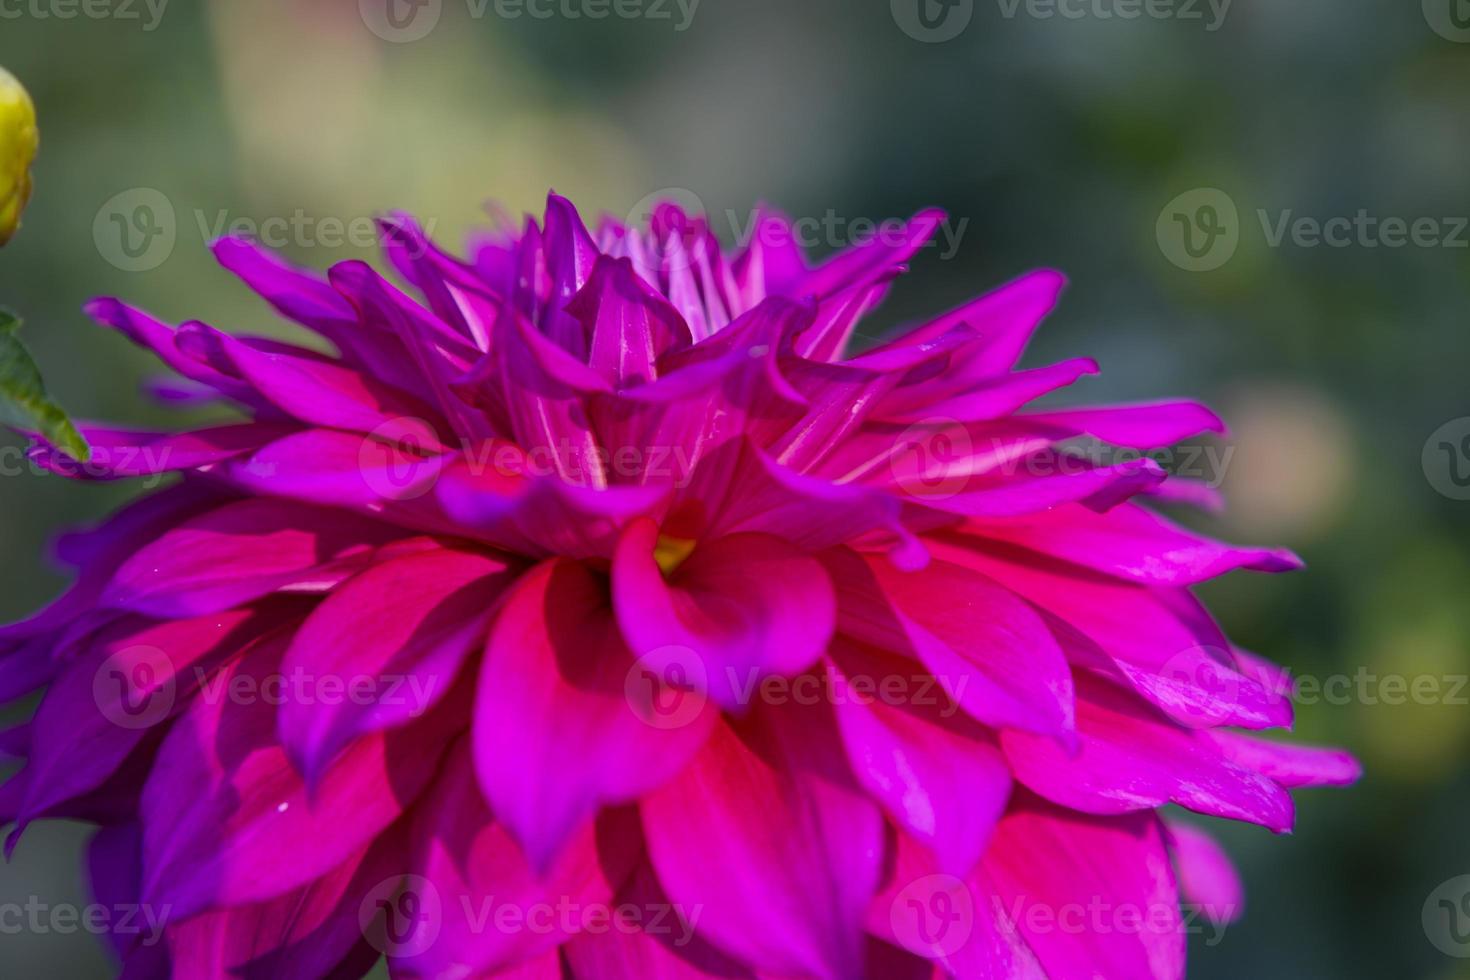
[869,829,1046,979]
[731,206,808,304]
[568,254,691,387]
[683,439,912,558]
[28,422,295,481]
[175,320,446,443]
[102,499,403,617]
[612,518,836,710]
[964,502,1303,586]
[392,742,637,979]
[1021,400,1226,448]
[280,546,519,784]
[562,860,757,979]
[1207,732,1363,788]
[824,548,1074,739]
[918,457,1167,519]
[0,635,54,704]
[231,427,451,509]
[999,674,1296,832]
[210,236,357,338]
[474,560,716,869]
[18,608,279,826]
[87,822,146,959]
[797,280,888,362]
[827,639,1012,875]
[1164,820,1245,926]
[641,707,884,980]
[930,533,1293,730]
[888,269,1067,373]
[436,451,669,559]
[797,209,944,301]
[167,829,405,980]
[981,797,1185,980]
[880,357,1099,424]
[140,634,465,921]
[84,297,256,403]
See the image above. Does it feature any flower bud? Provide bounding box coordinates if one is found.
[0,66,38,246]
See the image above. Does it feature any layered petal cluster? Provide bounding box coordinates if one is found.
[1,194,1358,979]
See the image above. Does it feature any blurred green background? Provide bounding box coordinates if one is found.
[1,0,1468,976]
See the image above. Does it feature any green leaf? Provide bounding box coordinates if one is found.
[0,308,90,462]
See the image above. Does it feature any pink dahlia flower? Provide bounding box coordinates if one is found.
[2,194,1357,979]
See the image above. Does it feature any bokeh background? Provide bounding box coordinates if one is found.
[2,0,1468,976]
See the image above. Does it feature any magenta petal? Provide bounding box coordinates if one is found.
[140,635,464,921]
[982,798,1185,980]
[279,546,519,784]
[825,548,1074,740]
[18,608,277,825]
[931,532,1293,731]
[965,502,1303,586]
[612,518,836,710]
[868,829,1046,978]
[102,499,402,617]
[1164,820,1245,926]
[563,860,758,979]
[1000,674,1296,832]
[826,640,1012,875]
[167,830,404,980]
[1022,400,1226,448]
[392,742,637,979]
[641,707,884,980]
[569,254,691,386]
[1207,731,1363,788]
[474,560,716,869]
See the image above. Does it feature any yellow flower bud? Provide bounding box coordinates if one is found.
[0,66,38,247]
